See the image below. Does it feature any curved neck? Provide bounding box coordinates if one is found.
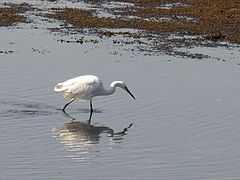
[102,80,125,96]
[102,82,116,96]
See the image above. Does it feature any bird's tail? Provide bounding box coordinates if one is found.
[54,83,66,92]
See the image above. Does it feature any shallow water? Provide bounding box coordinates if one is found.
[1,0,240,179]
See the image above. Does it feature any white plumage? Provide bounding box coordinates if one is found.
[54,75,103,100]
[54,75,135,121]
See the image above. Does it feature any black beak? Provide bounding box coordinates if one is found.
[125,86,136,100]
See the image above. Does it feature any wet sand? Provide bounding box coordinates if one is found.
[1,0,239,58]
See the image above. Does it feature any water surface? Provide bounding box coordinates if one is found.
[1,0,240,179]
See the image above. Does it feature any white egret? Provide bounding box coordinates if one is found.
[54,75,135,120]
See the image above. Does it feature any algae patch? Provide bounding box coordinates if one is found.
[0,3,32,26]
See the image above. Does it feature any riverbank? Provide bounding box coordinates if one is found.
[0,1,239,58]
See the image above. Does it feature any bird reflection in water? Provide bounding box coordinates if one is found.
[52,112,133,161]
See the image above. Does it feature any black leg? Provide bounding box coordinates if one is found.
[88,99,93,123]
[62,98,75,112]
[62,111,76,121]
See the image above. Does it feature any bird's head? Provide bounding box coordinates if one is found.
[112,81,135,100]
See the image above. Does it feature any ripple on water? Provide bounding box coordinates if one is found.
[0,100,57,119]
[52,118,133,162]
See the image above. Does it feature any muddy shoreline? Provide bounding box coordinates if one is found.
[0,1,239,58]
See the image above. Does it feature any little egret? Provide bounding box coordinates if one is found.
[54,75,135,120]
